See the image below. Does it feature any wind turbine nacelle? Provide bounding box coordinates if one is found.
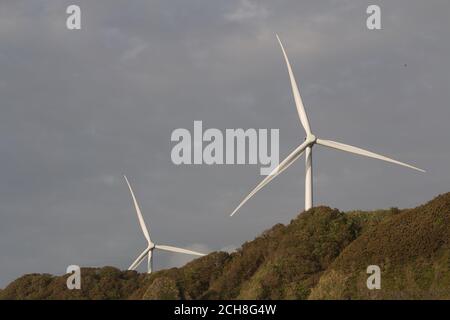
[305,134,317,146]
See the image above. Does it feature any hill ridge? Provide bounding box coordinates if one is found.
[1,192,449,299]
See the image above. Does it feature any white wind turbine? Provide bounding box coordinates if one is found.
[124,175,206,273]
[230,35,425,216]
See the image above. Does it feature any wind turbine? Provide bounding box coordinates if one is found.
[123,175,206,273]
[230,35,425,216]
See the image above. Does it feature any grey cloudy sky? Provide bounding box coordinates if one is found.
[0,0,449,287]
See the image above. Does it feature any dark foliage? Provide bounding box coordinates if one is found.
[2,193,449,300]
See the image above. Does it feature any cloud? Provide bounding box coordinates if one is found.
[121,37,149,62]
[225,0,269,22]
[0,0,448,287]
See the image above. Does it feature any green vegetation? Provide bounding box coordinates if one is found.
[1,193,449,299]
[310,193,450,299]
[0,267,144,300]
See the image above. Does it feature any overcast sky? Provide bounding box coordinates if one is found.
[0,0,449,287]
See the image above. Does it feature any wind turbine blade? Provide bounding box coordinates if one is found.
[155,244,206,256]
[128,247,151,271]
[276,34,312,134]
[230,140,310,216]
[316,138,425,173]
[123,175,152,244]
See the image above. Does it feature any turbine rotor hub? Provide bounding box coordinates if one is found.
[306,134,317,145]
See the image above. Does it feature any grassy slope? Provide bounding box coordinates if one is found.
[310,193,450,299]
[1,193,449,299]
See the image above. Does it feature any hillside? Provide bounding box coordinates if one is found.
[310,193,450,299]
[1,193,449,300]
